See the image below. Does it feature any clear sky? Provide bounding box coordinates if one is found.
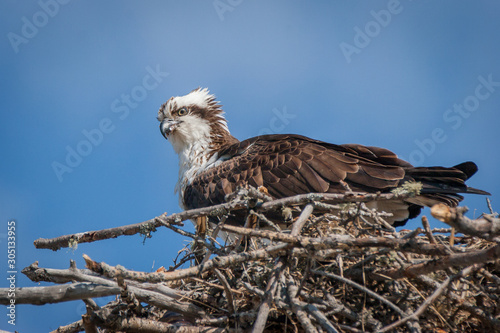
[1,1,499,331]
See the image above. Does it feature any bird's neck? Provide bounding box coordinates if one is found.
[175,139,212,196]
[174,131,239,205]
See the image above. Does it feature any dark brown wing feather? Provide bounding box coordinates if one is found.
[183,134,489,225]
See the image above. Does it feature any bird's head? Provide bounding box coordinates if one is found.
[157,88,236,154]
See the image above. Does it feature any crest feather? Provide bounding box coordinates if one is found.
[174,87,217,110]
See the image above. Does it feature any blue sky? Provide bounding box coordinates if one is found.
[1,1,499,331]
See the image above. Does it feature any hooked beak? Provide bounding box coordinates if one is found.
[160,119,181,140]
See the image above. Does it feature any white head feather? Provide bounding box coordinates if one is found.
[157,88,235,207]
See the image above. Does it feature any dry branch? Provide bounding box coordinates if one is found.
[82,242,294,283]
[431,203,500,241]
[0,283,119,305]
[33,191,415,251]
[258,191,417,211]
[20,261,205,319]
[33,199,243,251]
[221,224,455,257]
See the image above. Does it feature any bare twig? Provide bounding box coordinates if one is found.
[377,243,500,280]
[214,269,235,315]
[421,216,436,244]
[201,215,228,266]
[305,304,339,333]
[249,209,282,231]
[486,197,495,215]
[291,203,315,236]
[286,275,319,333]
[252,260,285,333]
[379,264,479,332]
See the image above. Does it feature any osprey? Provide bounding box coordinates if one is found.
[158,88,489,227]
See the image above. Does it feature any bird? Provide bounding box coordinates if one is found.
[157,88,489,230]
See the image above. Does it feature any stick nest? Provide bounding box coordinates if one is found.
[18,187,500,332]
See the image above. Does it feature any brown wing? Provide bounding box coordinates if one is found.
[184,134,489,226]
[183,134,408,209]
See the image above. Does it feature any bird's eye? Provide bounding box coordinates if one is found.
[178,108,188,116]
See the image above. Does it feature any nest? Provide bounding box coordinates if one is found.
[12,187,500,332]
